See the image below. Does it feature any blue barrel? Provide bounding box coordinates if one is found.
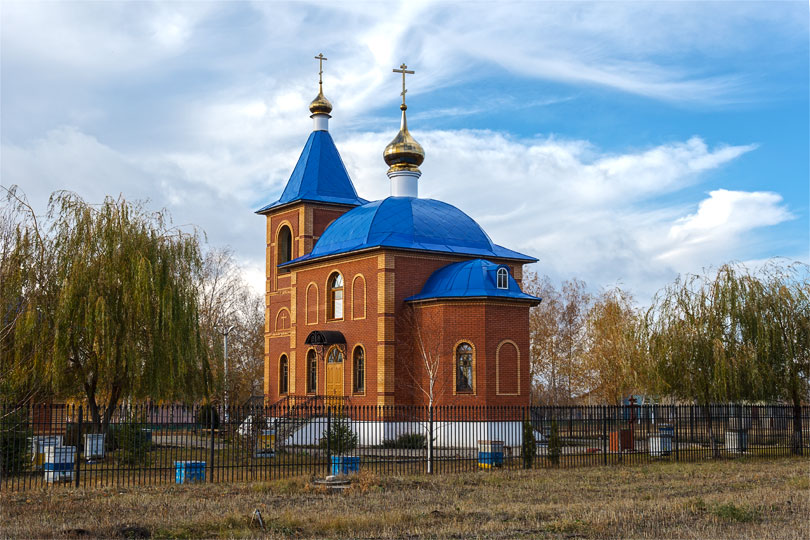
[175,461,206,483]
[478,440,504,469]
[331,455,360,476]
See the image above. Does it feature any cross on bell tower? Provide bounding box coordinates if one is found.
[393,63,415,110]
[309,52,332,129]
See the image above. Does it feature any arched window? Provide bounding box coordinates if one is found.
[496,267,509,289]
[278,225,292,266]
[353,346,365,393]
[327,347,344,364]
[327,272,344,320]
[279,355,289,395]
[306,349,317,394]
[456,342,474,393]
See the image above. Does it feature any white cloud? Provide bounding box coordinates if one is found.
[4,123,787,302]
[334,129,790,300]
[1,1,804,301]
[660,189,793,264]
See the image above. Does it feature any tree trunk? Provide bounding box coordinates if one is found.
[101,383,123,435]
[84,376,102,433]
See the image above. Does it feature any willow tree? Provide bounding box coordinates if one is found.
[645,264,772,457]
[11,190,211,431]
[758,261,809,454]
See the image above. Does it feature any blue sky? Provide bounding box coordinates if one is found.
[1,1,807,302]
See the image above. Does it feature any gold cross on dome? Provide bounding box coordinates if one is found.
[314,53,327,85]
[393,63,414,106]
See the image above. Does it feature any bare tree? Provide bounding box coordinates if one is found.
[198,247,264,407]
[399,305,449,473]
[0,186,54,409]
[524,273,592,404]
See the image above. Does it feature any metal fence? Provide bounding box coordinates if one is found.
[1,400,807,491]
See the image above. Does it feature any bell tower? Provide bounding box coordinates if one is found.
[257,54,366,402]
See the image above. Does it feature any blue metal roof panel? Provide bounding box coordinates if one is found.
[256,131,366,213]
[281,197,537,265]
[405,259,541,302]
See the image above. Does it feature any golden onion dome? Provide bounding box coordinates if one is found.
[383,104,425,173]
[309,87,332,116]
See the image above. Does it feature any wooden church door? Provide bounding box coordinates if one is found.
[326,347,344,399]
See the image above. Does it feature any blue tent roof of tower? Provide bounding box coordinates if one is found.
[406,259,540,303]
[281,197,537,265]
[256,130,367,212]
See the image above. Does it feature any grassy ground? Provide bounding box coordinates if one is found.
[1,457,807,539]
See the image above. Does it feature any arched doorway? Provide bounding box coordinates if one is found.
[326,346,345,399]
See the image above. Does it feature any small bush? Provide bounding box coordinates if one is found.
[712,503,758,523]
[0,408,31,474]
[116,420,151,466]
[320,418,357,453]
[548,420,561,467]
[522,420,536,469]
[196,404,220,430]
[382,433,426,449]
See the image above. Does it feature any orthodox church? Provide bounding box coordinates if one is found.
[258,58,540,408]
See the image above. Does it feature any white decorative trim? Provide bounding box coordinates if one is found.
[495,340,520,396]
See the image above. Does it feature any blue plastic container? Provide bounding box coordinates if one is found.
[175,461,206,484]
[478,440,504,469]
[331,455,360,476]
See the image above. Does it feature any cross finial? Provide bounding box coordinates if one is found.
[314,53,327,86]
[393,63,414,107]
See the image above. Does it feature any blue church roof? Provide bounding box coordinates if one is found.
[256,130,366,213]
[406,259,541,303]
[282,197,537,265]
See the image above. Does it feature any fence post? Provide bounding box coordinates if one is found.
[738,403,745,456]
[428,405,434,475]
[602,405,608,466]
[208,407,215,483]
[74,405,82,488]
[674,406,679,462]
[326,406,332,473]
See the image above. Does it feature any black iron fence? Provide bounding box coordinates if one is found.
[1,401,807,491]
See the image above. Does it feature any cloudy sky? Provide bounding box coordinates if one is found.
[2,1,807,303]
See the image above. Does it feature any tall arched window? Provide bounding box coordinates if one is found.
[496,267,509,289]
[353,346,365,393]
[278,225,292,266]
[327,272,344,320]
[456,342,474,393]
[279,355,289,395]
[306,350,317,394]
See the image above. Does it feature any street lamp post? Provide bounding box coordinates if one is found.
[217,324,235,422]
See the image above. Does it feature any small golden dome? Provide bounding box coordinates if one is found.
[309,88,332,116]
[383,104,425,173]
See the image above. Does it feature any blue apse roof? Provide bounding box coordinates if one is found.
[256,130,366,213]
[281,197,537,265]
[406,259,541,303]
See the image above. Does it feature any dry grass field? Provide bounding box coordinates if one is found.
[1,457,807,539]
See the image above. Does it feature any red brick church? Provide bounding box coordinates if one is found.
[258,60,540,408]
